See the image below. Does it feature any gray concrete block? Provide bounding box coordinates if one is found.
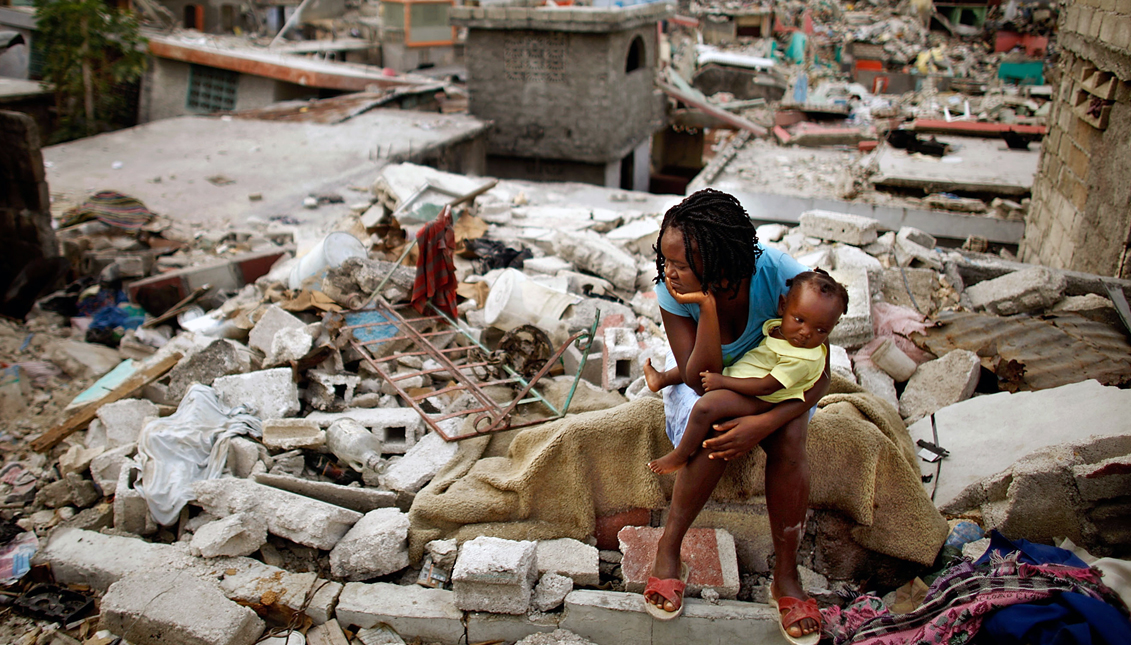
[554,231,638,291]
[827,266,874,349]
[453,536,538,614]
[166,339,255,401]
[853,363,898,411]
[798,210,880,246]
[893,232,943,270]
[39,528,193,592]
[267,326,313,366]
[214,368,300,419]
[307,371,361,411]
[262,418,326,450]
[381,431,459,493]
[219,561,342,625]
[192,478,361,550]
[602,327,640,391]
[96,398,159,448]
[898,226,936,250]
[558,590,651,645]
[253,472,395,513]
[305,408,424,454]
[533,572,573,611]
[535,538,600,587]
[829,344,854,383]
[227,437,261,478]
[330,508,411,581]
[249,305,307,355]
[966,266,1067,316]
[899,349,981,424]
[113,461,156,535]
[335,582,464,645]
[1074,455,1131,502]
[101,570,264,645]
[190,512,267,558]
[467,611,560,644]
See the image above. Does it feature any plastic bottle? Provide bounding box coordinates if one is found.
[326,419,383,472]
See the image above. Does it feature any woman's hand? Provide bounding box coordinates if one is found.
[702,414,777,460]
[667,276,714,306]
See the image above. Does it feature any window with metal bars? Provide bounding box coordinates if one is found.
[186,64,238,112]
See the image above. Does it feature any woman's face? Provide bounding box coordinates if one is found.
[660,226,703,294]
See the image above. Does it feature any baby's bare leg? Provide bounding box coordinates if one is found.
[649,390,774,474]
[643,359,682,392]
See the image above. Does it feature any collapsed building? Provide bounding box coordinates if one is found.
[1,0,1131,644]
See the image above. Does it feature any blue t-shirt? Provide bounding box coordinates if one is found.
[654,244,809,366]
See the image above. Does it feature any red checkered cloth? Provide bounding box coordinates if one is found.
[411,205,458,318]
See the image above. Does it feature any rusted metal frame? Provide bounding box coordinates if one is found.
[350,337,455,438]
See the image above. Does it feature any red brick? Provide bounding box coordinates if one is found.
[594,508,651,550]
[617,526,740,598]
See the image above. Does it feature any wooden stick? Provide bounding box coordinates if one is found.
[31,352,183,452]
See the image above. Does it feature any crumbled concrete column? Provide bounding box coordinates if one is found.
[101,570,265,645]
[306,371,361,411]
[827,267,874,349]
[617,526,740,599]
[899,349,981,424]
[219,560,342,625]
[535,538,600,586]
[253,473,395,513]
[213,368,300,419]
[267,326,313,366]
[602,327,640,391]
[452,536,538,614]
[248,305,307,355]
[96,399,159,448]
[554,231,638,291]
[854,363,899,411]
[965,266,1068,316]
[192,478,361,550]
[335,582,464,645]
[305,408,424,454]
[262,419,326,451]
[798,210,880,246]
[329,508,411,581]
[166,339,255,401]
[189,513,267,558]
[533,573,573,611]
[381,431,458,494]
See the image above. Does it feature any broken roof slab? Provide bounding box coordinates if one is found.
[42,110,488,228]
[872,136,1040,197]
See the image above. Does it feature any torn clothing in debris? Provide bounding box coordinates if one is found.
[411,205,458,319]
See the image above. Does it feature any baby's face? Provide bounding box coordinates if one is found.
[778,287,842,350]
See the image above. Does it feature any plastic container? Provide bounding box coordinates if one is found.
[326,419,382,472]
[288,231,367,291]
[871,337,918,382]
[483,268,577,333]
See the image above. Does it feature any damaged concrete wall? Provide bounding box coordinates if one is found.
[1020,3,1131,279]
[0,110,60,319]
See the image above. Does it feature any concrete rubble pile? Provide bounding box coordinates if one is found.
[2,156,1129,644]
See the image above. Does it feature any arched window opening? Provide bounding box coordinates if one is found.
[626,35,644,73]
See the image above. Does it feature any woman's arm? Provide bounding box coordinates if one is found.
[701,345,831,460]
[659,297,723,396]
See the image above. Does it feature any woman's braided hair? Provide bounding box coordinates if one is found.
[653,188,762,298]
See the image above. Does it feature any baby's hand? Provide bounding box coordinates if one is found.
[667,277,712,305]
[701,371,724,391]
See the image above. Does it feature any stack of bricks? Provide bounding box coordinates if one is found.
[1019,1,1131,279]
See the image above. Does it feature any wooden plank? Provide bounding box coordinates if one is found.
[30,352,183,452]
[657,81,770,136]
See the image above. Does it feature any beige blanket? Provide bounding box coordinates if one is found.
[408,379,948,565]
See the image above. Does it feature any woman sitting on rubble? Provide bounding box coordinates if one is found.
[639,189,827,644]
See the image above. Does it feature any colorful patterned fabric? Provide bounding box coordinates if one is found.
[63,191,156,229]
[411,204,458,318]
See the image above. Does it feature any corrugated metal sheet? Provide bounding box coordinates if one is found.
[916,311,1131,391]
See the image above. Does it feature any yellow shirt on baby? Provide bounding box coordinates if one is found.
[721,319,827,403]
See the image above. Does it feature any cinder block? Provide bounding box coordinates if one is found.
[897,226,937,250]
[966,266,1068,316]
[113,461,156,535]
[381,431,458,493]
[305,408,425,454]
[253,473,395,513]
[190,513,267,558]
[893,231,943,270]
[601,327,640,391]
[329,508,411,581]
[219,561,342,625]
[96,398,159,448]
[192,478,361,550]
[827,267,873,349]
[535,538,600,587]
[248,305,306,355]
[306,371,361,411]
[213,368,300,419]
[617,526,740,599]
[335,582,464,645]
[453,536,538,614]
[798,210,880,246]
[899,349,981,424]
[563,341,604,385]
[262,418,326,450]
[102,570,264,645]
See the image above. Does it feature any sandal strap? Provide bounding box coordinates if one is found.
[776,596,821,630]
[644,576,687,606]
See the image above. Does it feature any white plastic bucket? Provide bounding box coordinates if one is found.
[288,231,367,291]
[871,337,918,382]
[483,268,578,333]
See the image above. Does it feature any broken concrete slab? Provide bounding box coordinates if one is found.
[329,507,411,581]
[335,582,464,645]
[830,344,854,383]
[89,444,135,496]
[798,210,880,246]
[213,368,300,419]
[452,536,538,615]
[166,339,255,402]
[467,611,560,644]
[102,569,265,645]
[535,538,600,587]
[227,437,263,479]
[307,620,351,645]
[827,267,873,349]
[192,478,362,550]
[305,408,424,454]
[189,512,268,558]
[267,326,314,366]
[96,398,159,448]
[253,473,395,513]
[554,231,638,291]
[248,305,307,355]
[219,560,343,625]
[262,418,326,451]
[48,340,122,379]
[114,461,157,536]
[41,527,200,592]
[533,572,573,612]
[618,526,740,600]
[965,266,1067,316]
[380,431,458,494]
[899,349,981,424]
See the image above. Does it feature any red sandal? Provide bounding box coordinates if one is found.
[642,562,689,621]
[769,586,822,645]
